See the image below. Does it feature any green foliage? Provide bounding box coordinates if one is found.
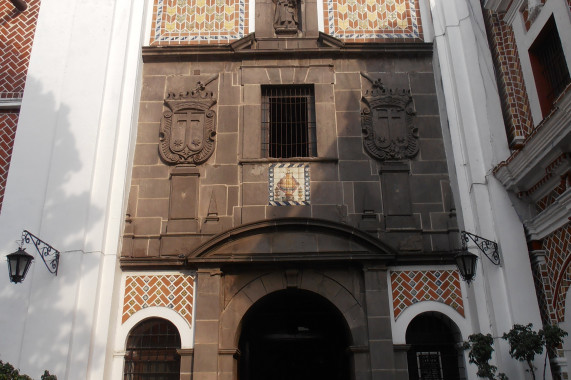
[502,324,544,364]
[0,361,32,380]
[501,323,567,380]
[40,371,56,380]
[464,324,568,380]
[462,333,507,380]
[0,361,56,380]
[539,324,567,380]
[502,323,543,379]
[540,324,568,350]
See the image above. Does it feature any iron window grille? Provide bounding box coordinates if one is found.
[529,16,571,116]
[124,318,181,380]
[261,85,317,158]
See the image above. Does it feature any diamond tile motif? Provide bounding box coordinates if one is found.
[269,163,310,206]
[122,274,195,326]
[391,270,464,319]
[150,0,248,45]
[324,0,422,42]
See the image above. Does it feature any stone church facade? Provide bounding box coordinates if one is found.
[1,0,568,379]
[117,2,468,379]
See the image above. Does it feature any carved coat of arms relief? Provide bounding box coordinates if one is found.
[360,72,419,161]
[159,75,218,165]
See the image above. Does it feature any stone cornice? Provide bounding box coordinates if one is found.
[142,39,433,62]
[524,188,571,240]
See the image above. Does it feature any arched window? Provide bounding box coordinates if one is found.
[124,318,181,380]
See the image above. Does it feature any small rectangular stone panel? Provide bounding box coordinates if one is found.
[269,163,310,206]
[391,270,464,319]
[122,274,195,327]
[324,0,422,42]
[150,0,248,45]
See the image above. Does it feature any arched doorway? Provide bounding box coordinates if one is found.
[238,289,351,380]
[405,312,465,380]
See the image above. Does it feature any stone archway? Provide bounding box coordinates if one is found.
[238,289,351,380]
[405,312,466,380]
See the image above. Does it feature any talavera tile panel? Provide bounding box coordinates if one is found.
[150,0,248,45]
[269,163,310,206]
[324,0,422,41]
[122,274,195,326]
[391,270,464,319]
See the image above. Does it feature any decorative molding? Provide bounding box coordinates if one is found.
[504,0,526,25]
[494,90,571,192]
[525,189,571,240]
[483,0,513,12]
[518,153,571,203]
[529,249,547,266]
[141,42,434,62]
[0,98,22,109]
[360,72,418,162]
[159,76,218,165]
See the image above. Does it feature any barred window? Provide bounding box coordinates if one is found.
[261,85,317,158]
[124,318,181,380]
[529,16,570,117]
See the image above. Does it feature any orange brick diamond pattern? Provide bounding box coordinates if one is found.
[122,274,195,326]
[324,0,422,42]
[391,270,464,319]
[0,0,41,99]
[0,112,18,212]
[150,0,248,45]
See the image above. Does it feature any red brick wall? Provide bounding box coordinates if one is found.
[0,112,19,209]
[482,9,534,149]
[543,224,571,323]
[532,224,571,324]
[0,0,41,212]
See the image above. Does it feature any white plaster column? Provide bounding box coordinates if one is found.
[429,0,549,378]
[0,0,146,378]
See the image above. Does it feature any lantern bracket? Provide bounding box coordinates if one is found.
[20,230,60,275]
[461,231,500,265]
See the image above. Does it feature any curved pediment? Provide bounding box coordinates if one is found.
[185,218,396,264]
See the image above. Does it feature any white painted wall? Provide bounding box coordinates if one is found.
[426,0,551,378]
[0,0,146,378]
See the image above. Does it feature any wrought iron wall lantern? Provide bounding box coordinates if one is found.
[455,231,500,284]
[6,230,60,284]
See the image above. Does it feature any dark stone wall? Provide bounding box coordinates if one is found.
[122,53,457,259]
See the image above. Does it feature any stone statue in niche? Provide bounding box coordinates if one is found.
[273,0,299,34]
[360,72,419,161]
[159,74,218,165]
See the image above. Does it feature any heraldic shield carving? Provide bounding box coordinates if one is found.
[159,75,218,165]
[360,72,419,161]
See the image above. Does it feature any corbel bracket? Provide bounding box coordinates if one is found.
[461,231,500,265]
